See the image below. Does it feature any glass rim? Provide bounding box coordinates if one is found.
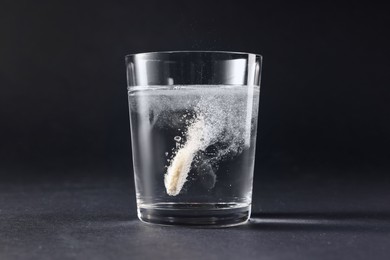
[125,50,263,59]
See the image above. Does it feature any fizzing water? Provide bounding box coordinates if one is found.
[128,85,260,226]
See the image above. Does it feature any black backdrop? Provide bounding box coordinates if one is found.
[1,1,390,181]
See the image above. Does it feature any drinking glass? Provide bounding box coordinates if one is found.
[126,51,262,226]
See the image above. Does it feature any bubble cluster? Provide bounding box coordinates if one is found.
[129,85,260,196]
[162,86,259,196]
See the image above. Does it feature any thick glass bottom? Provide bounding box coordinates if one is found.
[137,202,251,227]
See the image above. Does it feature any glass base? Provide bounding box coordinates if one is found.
[137,203,251,227]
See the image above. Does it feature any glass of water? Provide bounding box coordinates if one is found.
[126,51,262,227]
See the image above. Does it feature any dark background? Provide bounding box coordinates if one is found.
[1,1,389,180]
[1,1,390,259]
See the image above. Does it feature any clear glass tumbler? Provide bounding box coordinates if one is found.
[126,51,262,226]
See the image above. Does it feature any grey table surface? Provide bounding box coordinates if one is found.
[1,172,390,260]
